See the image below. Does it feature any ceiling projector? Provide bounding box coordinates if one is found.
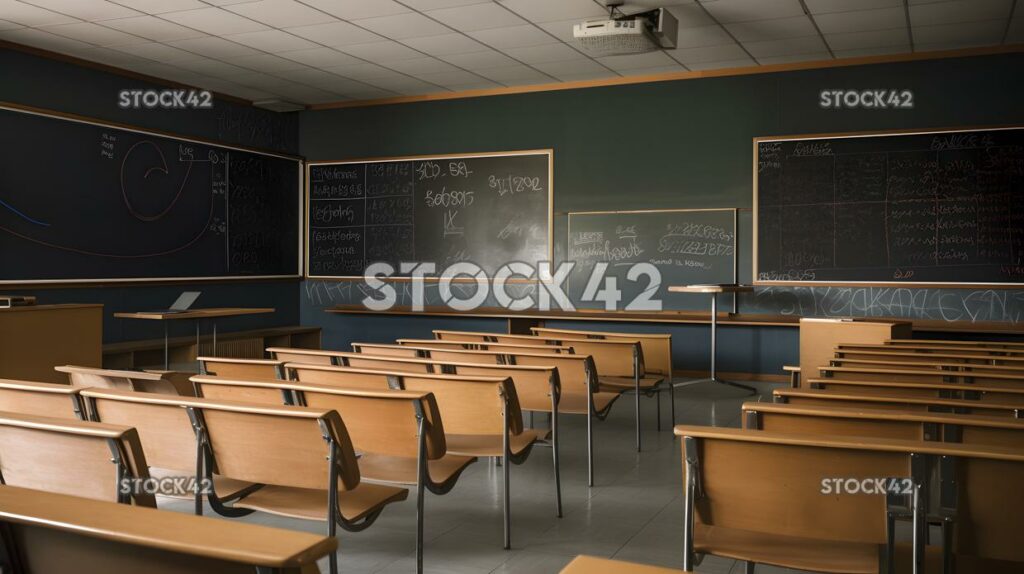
[572,4,678,58]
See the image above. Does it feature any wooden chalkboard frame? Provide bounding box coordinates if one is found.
[753,125,1024,288]
[305,149,554,280]
[0,101,305,285]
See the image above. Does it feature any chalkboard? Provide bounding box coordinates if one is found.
[306,150,551,278]
[0,104,302,284]
[755,127,1024,286]
[567,209,737,309]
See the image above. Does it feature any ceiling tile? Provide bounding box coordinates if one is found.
[412,69,488,86]
[502,42,584,64]
[725,16,818,42]
[224,29,319,52]
[596,50,677,70]
[427,3,527,32]
[743,35,828,57]
[111,0,207,14]
[910,0,1012,27]
[701,0,806,23]
[0,19,23,30]
[0,27,93,51]
[663,4,717,29]
[440,49,520,68]
[285,21,384,47]
[215,84,278,101]
[297,0,410,20]
[668,42,750,63]
[382,56,460,74]
[447,79,504,90]
[467,24,559,49]
[40,21,147,46]
[363,75,444,95]
[673,25,736,49]
[338,85,400,99]
[813,7,906,34]
[684,57,757,70]
[73,46,154,67]
[497,0,609,23]
[99,15,206,42]
[322,61,405,80]
[824,28,908,50]
[401,0,491,9]
[1007,17,1023,43]
[403,32,487,55]
[226,71,295,89]
[339,40,424,62]
[619,64,687,76]
[224,0,338,28]
[109,41,206,62]
[531,58,608,75]
[161,8,270,35]
[19,0,141,21]
[551,70,619,82]
[0,0,76,26]
[474,64,551,84]
[536,18,582,43]
[272,66,351,85]
[278,47,363,67]
[353,12,452,39]
[912,19,1005,46]
[804,0,902,14]
[225,53,310,72]
[759,52,832,64]
[173,57,253,76]
[270,83,340,103]
[166,36,261,58]
[833,45,909,58]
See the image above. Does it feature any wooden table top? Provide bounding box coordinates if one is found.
[668,284,754,294]
[113,307,275,320]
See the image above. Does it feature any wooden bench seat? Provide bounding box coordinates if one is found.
[819,365,1024,388]
[773,388,1023,418]
[0,378,84,418]
[806,377,1024,404]
[56,365,192,396]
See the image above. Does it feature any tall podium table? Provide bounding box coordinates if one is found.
[668,284,756,394]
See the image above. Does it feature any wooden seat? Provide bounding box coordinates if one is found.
[267,347,340,366]
[561,555,684,573]
[397,338,573,355]
[197,356,285,379]
[192,398,408,574]
[291,386,474,574]
[838,343,1024,359]
[329,351,436,374]
[0,378,84,418]
[284,363,401,391]
[359,342,507,365]
[887,338,1024,350]
[807,378,1024,404]
[350,342,423,358]
[829,357,1024,376]
[55,365,192,396]
[773,388,1024,418]
[0,410,154,507]
[0,484,336,574]
[80,387,257,509]
[835,348,1024,367]
[819,365,1024,388]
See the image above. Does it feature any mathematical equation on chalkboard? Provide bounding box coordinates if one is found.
[306,151,552,279]
[755,127,1024,285]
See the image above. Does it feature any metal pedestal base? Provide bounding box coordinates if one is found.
[679,291,757,396]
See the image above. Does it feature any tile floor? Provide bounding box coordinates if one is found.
[164,379,804,573]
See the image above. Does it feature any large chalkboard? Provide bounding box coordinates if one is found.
[0,104,301,284]
[567,209,737,309]
[755,127,1024,285]
[306,150,551,278]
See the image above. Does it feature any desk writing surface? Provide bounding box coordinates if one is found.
[113,308,275,320]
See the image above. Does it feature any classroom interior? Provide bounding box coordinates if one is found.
[1,1,1023,573]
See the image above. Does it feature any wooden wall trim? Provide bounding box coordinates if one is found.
[311,43,1024,110]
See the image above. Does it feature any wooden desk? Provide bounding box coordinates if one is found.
[0,484,335,572]
[114,308,274,370]
[0,304,102,384]
[668,285,755,393]
[799,318,912,388]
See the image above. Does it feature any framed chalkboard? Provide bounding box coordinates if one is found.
[567,208,738,310]
[306,150,552,279]
[755,126,1024,286]
[0,103,302,284]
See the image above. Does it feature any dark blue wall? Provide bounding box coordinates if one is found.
[299,52,1024,375]
[1,47,301,343]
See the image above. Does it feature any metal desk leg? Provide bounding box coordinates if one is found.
[196,319,201,370]
[709,294,757,395]
[212,321,218,357]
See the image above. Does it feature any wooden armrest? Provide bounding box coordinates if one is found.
[0,378,79,394]
[0,410,130,438]
[55,365,165,381]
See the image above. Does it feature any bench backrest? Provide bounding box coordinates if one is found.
[0,378,83,419]
[197,357,284,379]
[532,327,672,378]
[773,388,1023,417]
[266,347,337,366]
[55,365,186,395]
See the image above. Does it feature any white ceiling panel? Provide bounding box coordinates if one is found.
[910,0,1012,27]
[744,35,828,58]
[536,18,583,43]
[913,19,1006,45]
[297,0,410,20]
[413,69,489,87]
[685,57,756,70]
[285,21,384,47]
[0,25,94,51]
[673,25,736,49]
[173,57,253,76]
[224,0,338,28]
[278,47,362,67]
[0,0,76,26]
[759,51,832,64]
[362,75,442,94]
[497,0,609,23]
[166,36,261,58]
[226,70,296,89]
[383,56,460,74]
[502,42,583,64]
[813,7,906,34]
[725,16,817,42]
[41,21,147,46]
[552,70,619,82]
[427,3,526,32]
[662,4,717,29]
[804,0,902,14]
[226,53,310,72]
[339,40,425,62]
[619,64,687,76]
[668,42,749,64]
[532,58,609,76]
[100,15,206,42]
[440,49,520,68]
[701,0,806,24]
[596,50,677,70]
[322,61,406,80]
[475,63,550,84]
[110,41,206,62]
[224,29,318,51]
[832,45,909,58]
[403,32,487,55]
[825,28,908,50]
[0,19,22,30]
[446,79,503,90]
[353,12,451,39]
[111,0,207,14]
[401,0,491,9]
[467,24,559,49]
[161,8,270,35]
[20,0,140,21]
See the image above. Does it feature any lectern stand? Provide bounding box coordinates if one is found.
[668,284,756,394]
